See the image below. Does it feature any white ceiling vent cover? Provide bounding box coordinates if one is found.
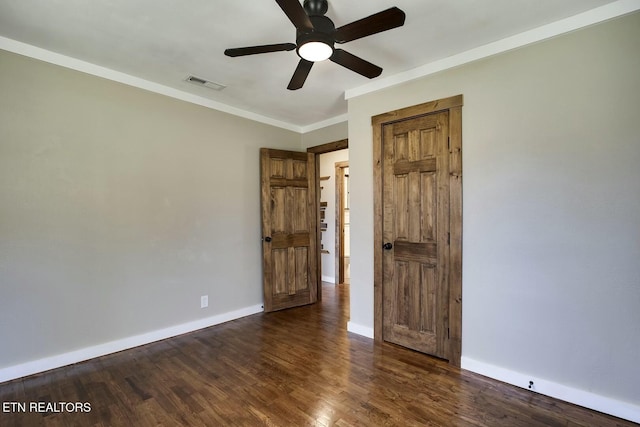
[185,75,226,91]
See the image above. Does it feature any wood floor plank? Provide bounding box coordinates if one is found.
[0,283,636,426]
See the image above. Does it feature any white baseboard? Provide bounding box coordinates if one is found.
[0,304,264,384]
[347,322,374,339]
[461,356,640,424]
[321,275,335,284]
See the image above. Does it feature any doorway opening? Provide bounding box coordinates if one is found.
[307,139,348,300]
[317,150,349,285]
[335,161,349,285]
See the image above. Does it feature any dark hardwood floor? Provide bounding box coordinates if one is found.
[0,283,635,426]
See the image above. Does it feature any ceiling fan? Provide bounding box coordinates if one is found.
[224,0,406,90]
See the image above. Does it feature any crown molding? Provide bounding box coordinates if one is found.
[345,0,640,100]
[3,0,637,134]
[300,113,348,133]
[0,36,303,133]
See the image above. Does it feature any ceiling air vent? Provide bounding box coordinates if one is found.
[185,75,226,91]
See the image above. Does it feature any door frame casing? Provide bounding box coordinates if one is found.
[307,139,349,300]
[335,161,349,285]
[372,95,463,366]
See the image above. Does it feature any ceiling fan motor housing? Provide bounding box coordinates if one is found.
[296,14,336,59]
[303,0,328,16]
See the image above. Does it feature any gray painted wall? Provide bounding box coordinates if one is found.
[347,12,640,406]
[1,10,638,416]
[0,50,301,368]
[301,122,348,149]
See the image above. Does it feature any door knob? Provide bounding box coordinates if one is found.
[264,236,272,242]
[383,242,393,250]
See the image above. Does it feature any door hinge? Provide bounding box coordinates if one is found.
[447,232,450,245]
[448,136,451,150]
[448,328,450,339]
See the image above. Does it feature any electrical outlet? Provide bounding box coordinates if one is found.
[200,295,208,309]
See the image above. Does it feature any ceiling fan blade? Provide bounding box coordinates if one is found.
[275,0,314,32]
[288,59,314,90]
[224,43,296,57]
[334,7,406,44]
[330,49,382,79]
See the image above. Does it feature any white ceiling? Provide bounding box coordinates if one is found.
[0,0,627,130]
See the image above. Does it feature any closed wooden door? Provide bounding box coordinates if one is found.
[381,111,450,358]
[260,148,318,312]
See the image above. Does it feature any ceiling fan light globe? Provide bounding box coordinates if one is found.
[298,41,333,62]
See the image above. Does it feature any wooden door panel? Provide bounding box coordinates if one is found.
[388,262,438,329]
[271,233,310,248]
[292,159,307,179]
[273,249,288,295]
[393,158,436,175]
[421,173,436,242]
[294,247,309,292]
[393,241,437,263]
[386,172,438,246]
[271,187,287,233]
[270,158,285,177]
[382,111,449,358]
[420,264,438,334]
[291,188,309,232]
[261,148,317,312]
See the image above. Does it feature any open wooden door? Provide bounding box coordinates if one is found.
[260,148,318,312]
